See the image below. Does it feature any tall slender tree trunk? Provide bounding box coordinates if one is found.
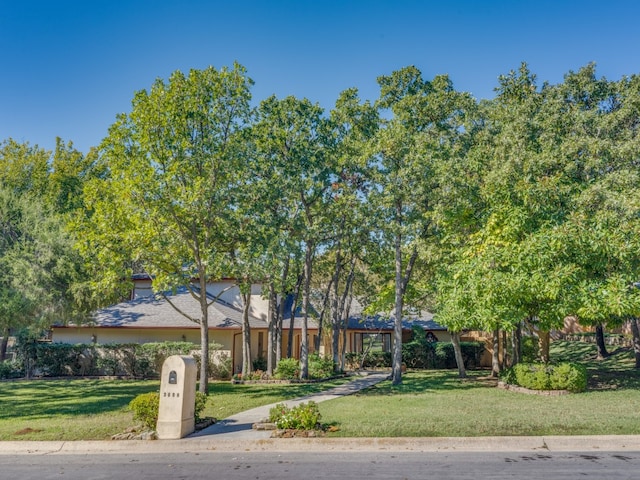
[336,257,356,372]
[491,328,500,377]
[241,290,252,377]
[391,230,405,385]
[595,323,609,360]
[451,331,466,378]
[276,291,285,363]
[0,327,9,362]
[331,247,342,368]
[511,323,522,367]
[198,275,210,394]
[267,285,276,376]
[287,273,303,358]
[630,317,640,368]
[300,241,314,379]
[501,330,508,370]
[538,330,550,363]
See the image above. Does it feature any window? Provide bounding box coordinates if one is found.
[355,332,391,352]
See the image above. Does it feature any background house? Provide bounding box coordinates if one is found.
[51,277,459,370]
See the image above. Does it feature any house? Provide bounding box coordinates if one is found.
[51,279,320,373]
[346,315,450,353]
[51,277,452,369]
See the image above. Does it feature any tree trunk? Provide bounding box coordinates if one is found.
[491,328,500,377]
[501,329,508,370]
[287,273,303,358]
[391,231,405,385]
[198,281,210,394]
[511,323,522,367]
[0,327,9,362]
[538,330,550,363]
[300,241,314,379]
[336,258,356,372]
[276,290,285,364]
[266,285,276,376]
[595,323,609,360]
[630,317,640,368]
[331,247,342,368]
[451,331,466,378]
[241,290,252,377]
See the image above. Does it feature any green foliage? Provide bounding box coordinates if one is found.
[308,354,336,379]
[269,401,321,430]
[13,341,211,379]
[401,340,485,370]
[129,390,208,429]
[502,362,587,393]
[194,391,208,423]
[128,392,160,430]
[345,351,392,369]
[274,358,300,380]
[0,360,21,379]
[549,362,588,393]
[521,336,540,363]
[252,356,267,372]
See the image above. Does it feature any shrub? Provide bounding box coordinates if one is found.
[209,352,232,380]
[308,354,335,379]
[345,351,392,369]
[0,360,21,379]
[129,390,208,429]
[401,340,484,370]
[129,392,160,430]
[252,356,267,372]
[549,362,587,393]
[274,358,299,380]
[269,401,321,430]
[194,392,208,423]
[502,362,587,393]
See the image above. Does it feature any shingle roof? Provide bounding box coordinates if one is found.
[77,287,317,330]
[346,313,446,332]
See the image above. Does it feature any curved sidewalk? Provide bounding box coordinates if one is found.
[189,371,389,440]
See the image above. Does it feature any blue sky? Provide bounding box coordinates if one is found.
[2,0,640,154]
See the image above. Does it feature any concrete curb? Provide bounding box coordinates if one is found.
[2,436,640,455]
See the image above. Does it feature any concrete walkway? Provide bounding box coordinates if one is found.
[189,371,389,439]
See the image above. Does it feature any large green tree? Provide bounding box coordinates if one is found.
[0,139,91,361]
[251,94,333,379]
[81,64,254,393]
[369,66,471,384]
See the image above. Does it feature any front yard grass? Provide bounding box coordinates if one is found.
[320,341,640,437]
[0,377,350,441]
[3,340,640,440]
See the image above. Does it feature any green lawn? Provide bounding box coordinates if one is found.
[2,341,640,440]
[320,341,640,437]
[0,377,349,441]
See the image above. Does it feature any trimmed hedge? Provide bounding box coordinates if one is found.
[344,340,484,370]
[501,362,587,393]
[12,341,231,380]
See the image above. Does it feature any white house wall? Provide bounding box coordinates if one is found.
[205,281,269,321]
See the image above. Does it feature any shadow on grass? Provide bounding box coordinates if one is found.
[550,341,640,391]
[353,370,492,397]
[209,377,350,401]
[0,379,158,420]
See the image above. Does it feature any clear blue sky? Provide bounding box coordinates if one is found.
[2,0,640,154]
